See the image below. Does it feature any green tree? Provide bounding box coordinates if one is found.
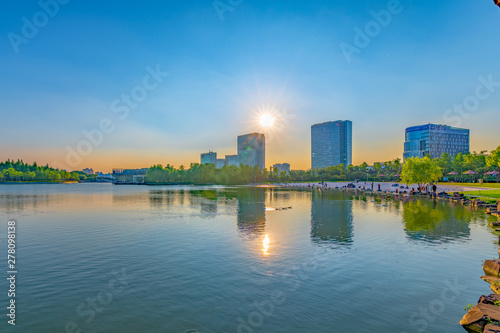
[401,156,443,188]
[486,146,500,170]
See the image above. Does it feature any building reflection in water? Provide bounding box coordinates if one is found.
[234,188,266,240]
[402,200,470,243]
[310,190,354,246]
[147,189,219,218]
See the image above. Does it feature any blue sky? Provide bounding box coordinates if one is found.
[0,0,499,171]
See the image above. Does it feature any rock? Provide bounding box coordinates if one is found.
[482,276,500,285]
[485,324,500,333]
[479,294,500,305]
[461,303,500,332]
[492,283,500,295]
[484,260,500,276]
[473,200,488,207]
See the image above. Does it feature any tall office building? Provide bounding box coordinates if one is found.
[311,120,352,169]
[225,155,239,166]
[273,163,291,174]
[200,151,217,165]
[216,159,225,169]
[82,168,94,175]
[403,124,470,160]
[237,133,265,169]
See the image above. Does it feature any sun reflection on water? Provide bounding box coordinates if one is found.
[262,234,270,255]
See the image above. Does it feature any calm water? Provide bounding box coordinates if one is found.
[0,184,498,333]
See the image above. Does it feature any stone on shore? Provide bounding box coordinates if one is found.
[460,302,500,332]
[479,294,500,304]
[485,324,500,333]
[482,276,500,285]
[484,260,500,276]
[492,282,500,295]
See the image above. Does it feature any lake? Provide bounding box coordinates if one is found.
[0,183,498,333]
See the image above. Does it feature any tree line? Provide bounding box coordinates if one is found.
[0,160,89,182]
[144,146,500,185]
[2,145,499,184]
[145,163,267,185]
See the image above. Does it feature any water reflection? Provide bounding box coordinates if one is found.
[310,190,354,246]
[262,234,270,255]
[147,190,179,207]
[402,200,470,243]
[0,193,51,213]
[234,188,266,239]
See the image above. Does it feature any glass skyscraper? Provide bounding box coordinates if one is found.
[311,120,352,169]
[237,133,265,169]
[200,151,217,165]
[403,124,470,160]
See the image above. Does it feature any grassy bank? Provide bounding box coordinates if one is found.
[439,182,500,189]
[460,190,500,199]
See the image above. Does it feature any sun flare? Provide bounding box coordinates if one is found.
[259,114,275,128]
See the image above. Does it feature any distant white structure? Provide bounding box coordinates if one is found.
[96,173,115,182]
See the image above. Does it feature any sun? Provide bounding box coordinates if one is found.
[259,114,275,128]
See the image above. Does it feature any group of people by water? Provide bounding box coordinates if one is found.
[283,180,440,197]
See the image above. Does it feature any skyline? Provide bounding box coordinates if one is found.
[1,0,499,172]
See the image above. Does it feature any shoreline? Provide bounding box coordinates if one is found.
[270,181,498,193]
[0,180,497,192]
[0,181,80,185]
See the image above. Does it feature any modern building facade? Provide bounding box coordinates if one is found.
[403,124,470,160]
[311,120,352,169]
[273,163,291,174]
[216,159,225,169]
[82,168,94,175]
[112,168,149,183]
[237,133,265,169]
[200,151,217,165]
[225,155,239,166]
